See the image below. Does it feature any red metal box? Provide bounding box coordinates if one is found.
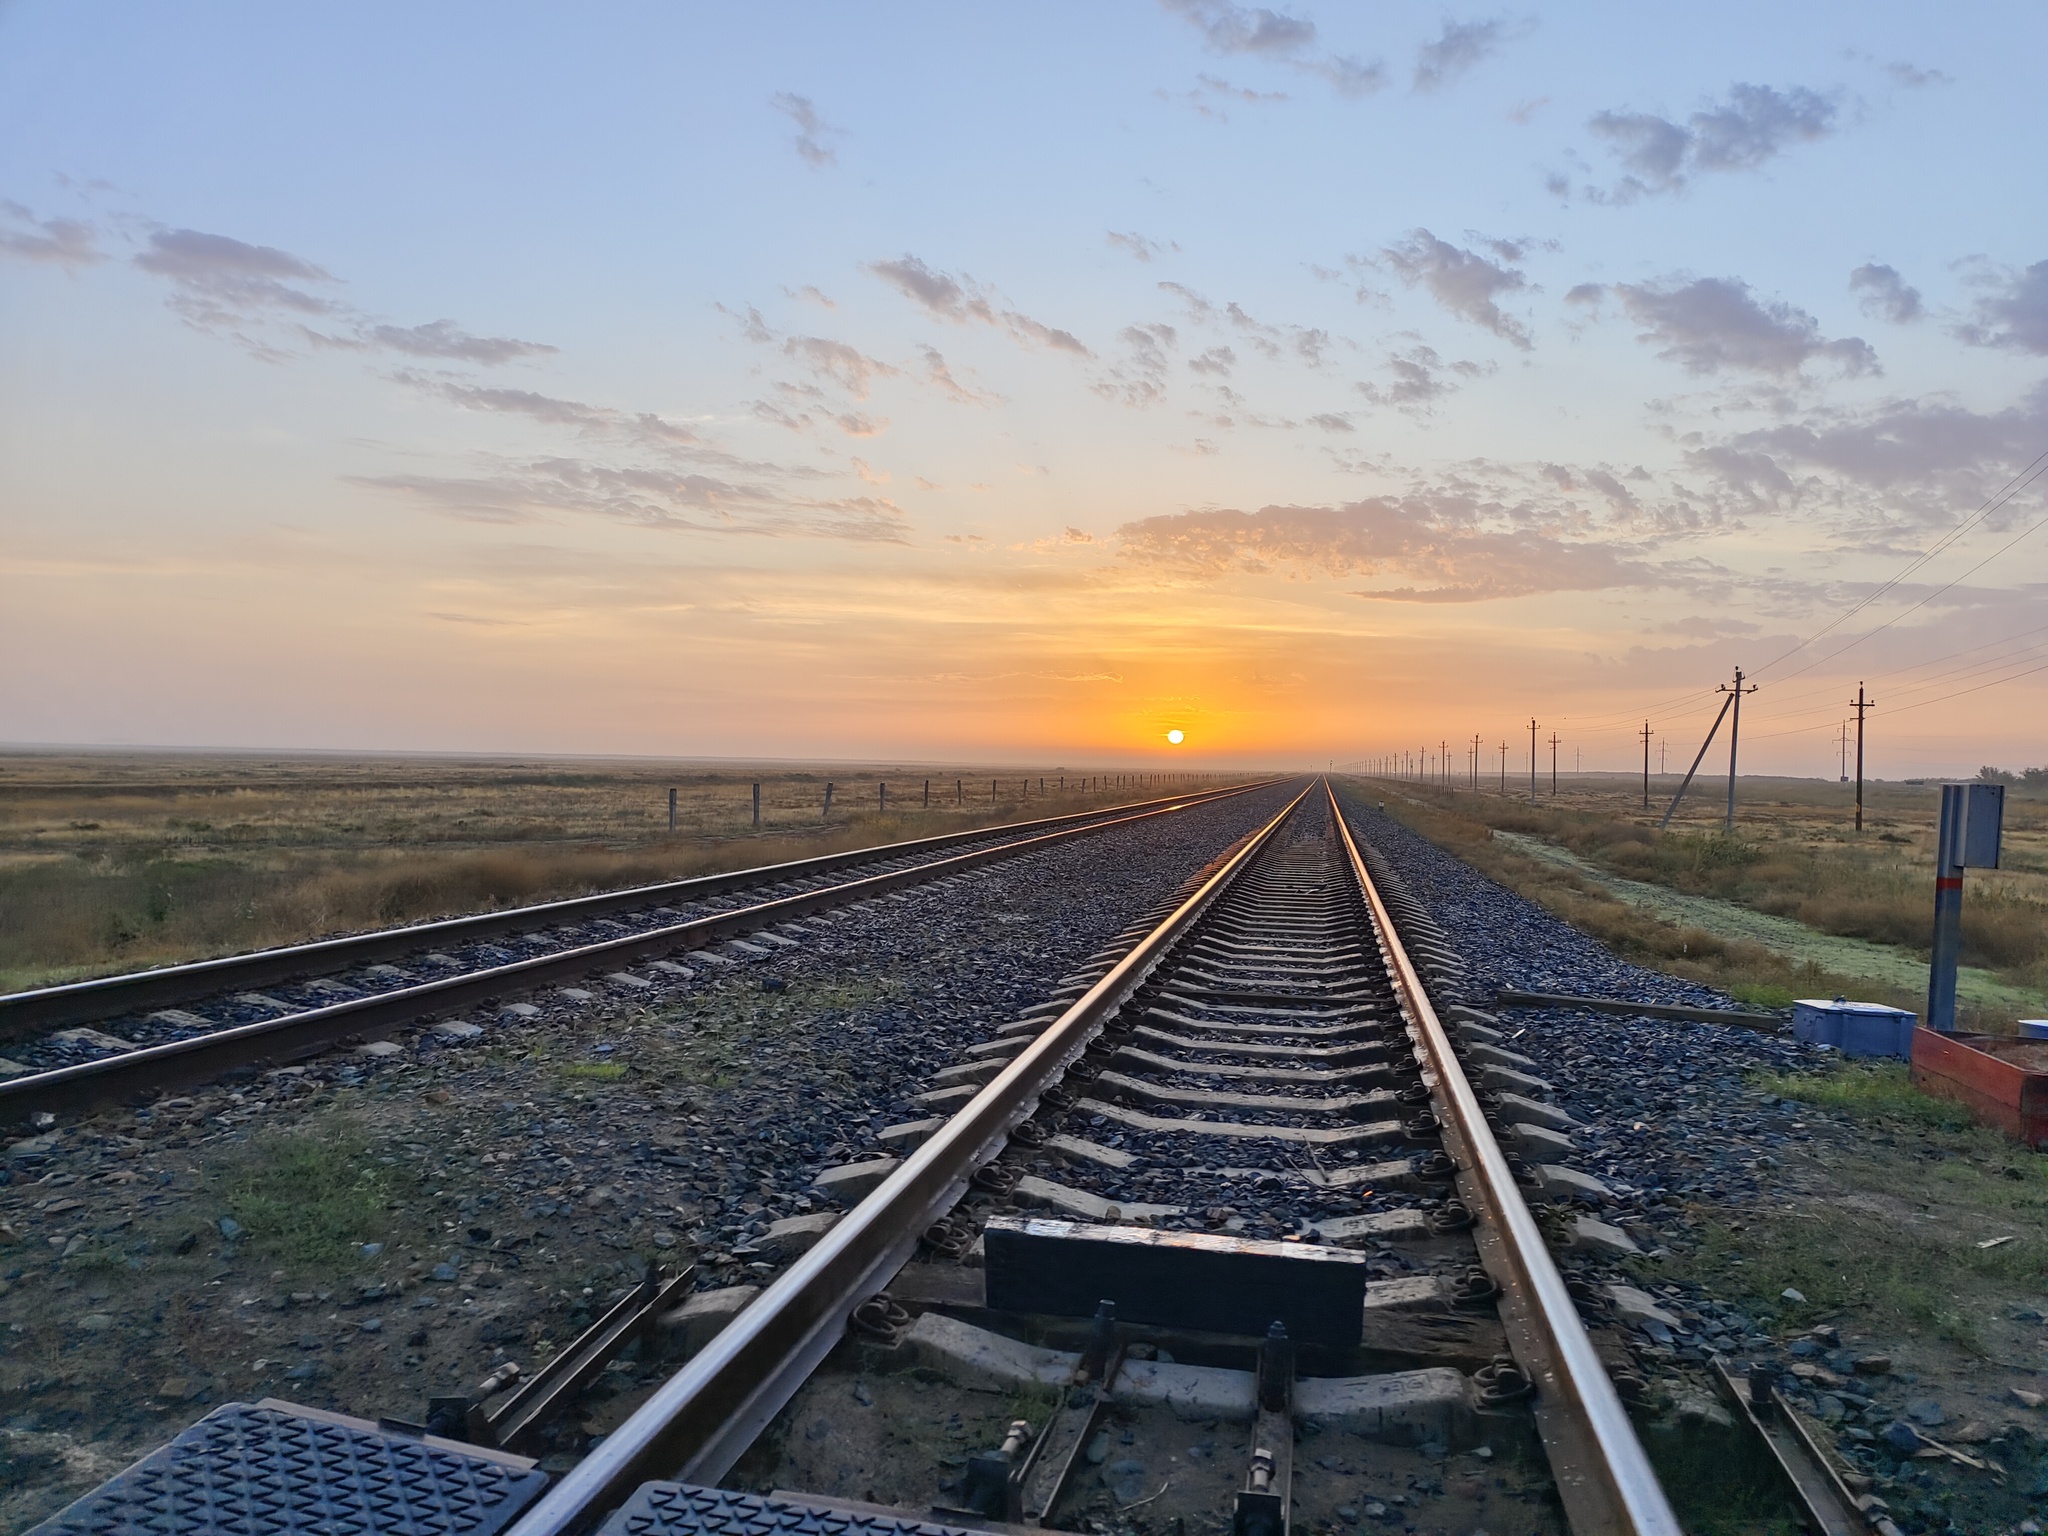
[1910,1029,2048,1147]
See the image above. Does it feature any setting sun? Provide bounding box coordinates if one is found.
[1166,729,1184,745]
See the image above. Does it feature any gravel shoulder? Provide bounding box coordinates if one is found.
[0,786,1286,1530]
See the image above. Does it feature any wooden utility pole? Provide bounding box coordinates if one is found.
[1548,731,1560,795]
[1850,684,1875,832]
[1528,718,1538,804]
[1470,733,1482,790]
[1498,741,1508,793]
[1639,722,1652,809]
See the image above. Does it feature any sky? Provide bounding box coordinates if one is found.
[3,3,2046,775]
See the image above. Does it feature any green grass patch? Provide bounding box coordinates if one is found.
[219,1121,408,1266]
[1750,1061,1973,1131]
[1641,1424,1804,1536]
[1726,982,1796,1009]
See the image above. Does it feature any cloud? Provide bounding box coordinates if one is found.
[1412,18,1513,92]
[1188,345,1236,377]
[1354,343,1488,411]
[918,345,999,406]
[0,201,101,267]
[132,224,553,366]
[1096,323,1179,408]
[866,254,1089,355]
[354,459,908,542]
[1115,495,1673,601]
[405,376,710,454]
[1108,230,1178,263]
[1163,73,1292,119]
[770,93,843,167]
[1306,413,1353,432]
[135,227,339,330]
[1885,62,1950,89]
[1848,263,1922,324]
[1159,0,1385,96]
[1612,276,1877,376]
[1695,382,2048,502]
[360,319,556,364]
[1583,82,1839,200]
[783,336,900,398]
[1381,229,1532,347]
[1955,261,2048,354]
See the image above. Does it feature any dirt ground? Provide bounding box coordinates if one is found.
[0,750,1221,992]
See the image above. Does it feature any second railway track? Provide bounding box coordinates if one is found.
[0,782,1271,1125]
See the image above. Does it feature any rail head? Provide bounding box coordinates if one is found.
[1325,781,1682,1536]
[502,782,1319,1536]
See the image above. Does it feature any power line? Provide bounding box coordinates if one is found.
[1751,447,2048,678]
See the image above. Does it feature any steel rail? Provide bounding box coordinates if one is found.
[0,784,1291,1127]
[0,781,1274,1039]
[1327,782,1683,1535]
[500,783,1319,1536]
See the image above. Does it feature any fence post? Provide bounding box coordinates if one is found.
[752,782,761,829]
[879,782,886,814]
[668,787,677,832]
[823,782,834,820]
[923,779,930,808]
[956,778,963,805]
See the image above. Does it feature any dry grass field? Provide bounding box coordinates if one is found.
[1353,771,2048,1029]
[0,751,1226,993]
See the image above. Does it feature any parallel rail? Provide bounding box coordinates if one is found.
[0,783,1278,1127]
[1331,785,1682,1535]
[502,780,1682,1536]
[0,780,1272,1039]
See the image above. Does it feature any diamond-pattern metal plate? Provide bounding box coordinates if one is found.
[597,1483,984,1536]
[26,1398,551,1536]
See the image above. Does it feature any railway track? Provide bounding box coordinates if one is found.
[24,778,1684,1536]
[0,781,1272,1127]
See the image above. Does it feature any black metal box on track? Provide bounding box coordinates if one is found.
[981,1215,1368,1345]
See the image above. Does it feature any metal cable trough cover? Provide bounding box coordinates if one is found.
[23,1399,549,1536]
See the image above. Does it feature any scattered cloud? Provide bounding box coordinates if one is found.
[359,319,556,364]
[1582,82,1840,200]
[783,336,900,398]
[1412,18,1516,92]
[1381,229,1533,348]
[1355,343,1489,411]
[770,93,843,167]
[866,254,1090,355]
[918,345,999,406]
[1159,0,1386,97]
[1108,230,1178,263]
[786,284,836,308]
[1885,62,1950,90]
[1611,276,1877,376]
[0,200,101,267]
[1188,345,1236,377]
[1955,260,2048,354]
[1849,263,1922,324]
[135,227,339,332]
[1306,412,1353,432]
[1507,97,1548,125]
[401,375,708,454]
[355,460,908,542]
[1116,495,1673,602]
[1164,73,1293,119]
[130,225,552,367]
[1096,323,1179,408]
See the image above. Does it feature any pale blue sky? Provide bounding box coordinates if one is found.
[4,3,2045,771]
